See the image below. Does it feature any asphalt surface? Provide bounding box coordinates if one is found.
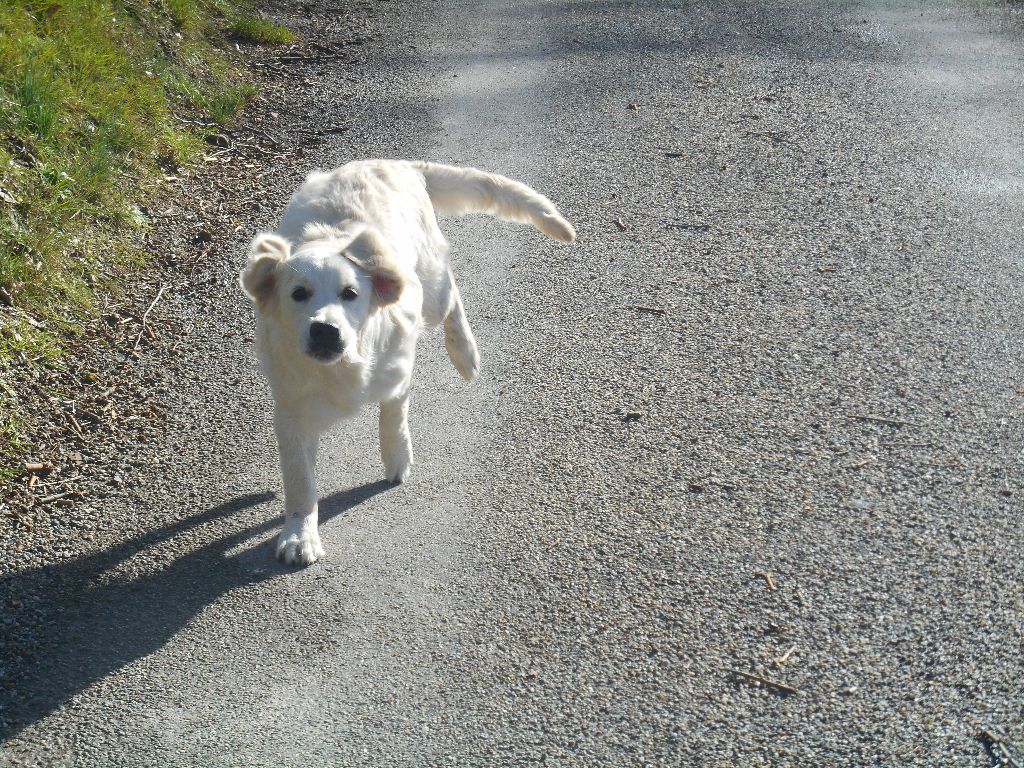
[2,0,1023,765]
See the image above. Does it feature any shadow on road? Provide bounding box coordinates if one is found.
[0,481,391,741]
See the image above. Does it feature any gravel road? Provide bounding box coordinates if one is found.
[2,1,1023,765]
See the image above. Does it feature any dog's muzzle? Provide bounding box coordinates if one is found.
[307,321,344,361]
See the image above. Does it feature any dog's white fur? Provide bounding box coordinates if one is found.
[240,160,575,565]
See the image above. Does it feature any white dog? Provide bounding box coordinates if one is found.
[240,160,575,565]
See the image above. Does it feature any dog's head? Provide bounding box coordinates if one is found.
[239,223,404,365]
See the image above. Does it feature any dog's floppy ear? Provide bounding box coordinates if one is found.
[344,228,404,307]
[240,233,290,313]
[369,266,403,306]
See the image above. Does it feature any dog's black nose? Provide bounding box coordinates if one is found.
[309,321,343,356]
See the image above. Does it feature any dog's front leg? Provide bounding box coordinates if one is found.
[380,390,413,484]
[274,409,324,566]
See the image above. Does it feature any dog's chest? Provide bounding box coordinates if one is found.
[307,370,366,421]
[262,341,413,429]
[273,360,367,424]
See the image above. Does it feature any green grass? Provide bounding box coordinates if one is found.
[0,0,293,472]
[229,13,297,45]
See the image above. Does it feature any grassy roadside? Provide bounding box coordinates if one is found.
[0,0,292,478]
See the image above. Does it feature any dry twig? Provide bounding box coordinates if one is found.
[757,572,777,591]
[849,456,877,469]
[977,728,1022,768]
[133,284,167,352]
[773,644,798,668]
[728,668,799,695]
[38,490,83,504]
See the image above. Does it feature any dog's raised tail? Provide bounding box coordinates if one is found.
[412,161,576,243]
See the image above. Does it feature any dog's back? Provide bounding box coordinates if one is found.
[277,161,441,257]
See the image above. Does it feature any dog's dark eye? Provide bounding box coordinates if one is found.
[340,287,358,301]
[291,286,311,302]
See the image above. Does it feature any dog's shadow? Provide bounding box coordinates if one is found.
[0,480,391,741]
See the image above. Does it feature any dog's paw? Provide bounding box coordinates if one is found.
[384,451,413,484]
[450,345,480,382]
[444,322,480,382]
[381,431,413,484]
[276,522,324,566]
